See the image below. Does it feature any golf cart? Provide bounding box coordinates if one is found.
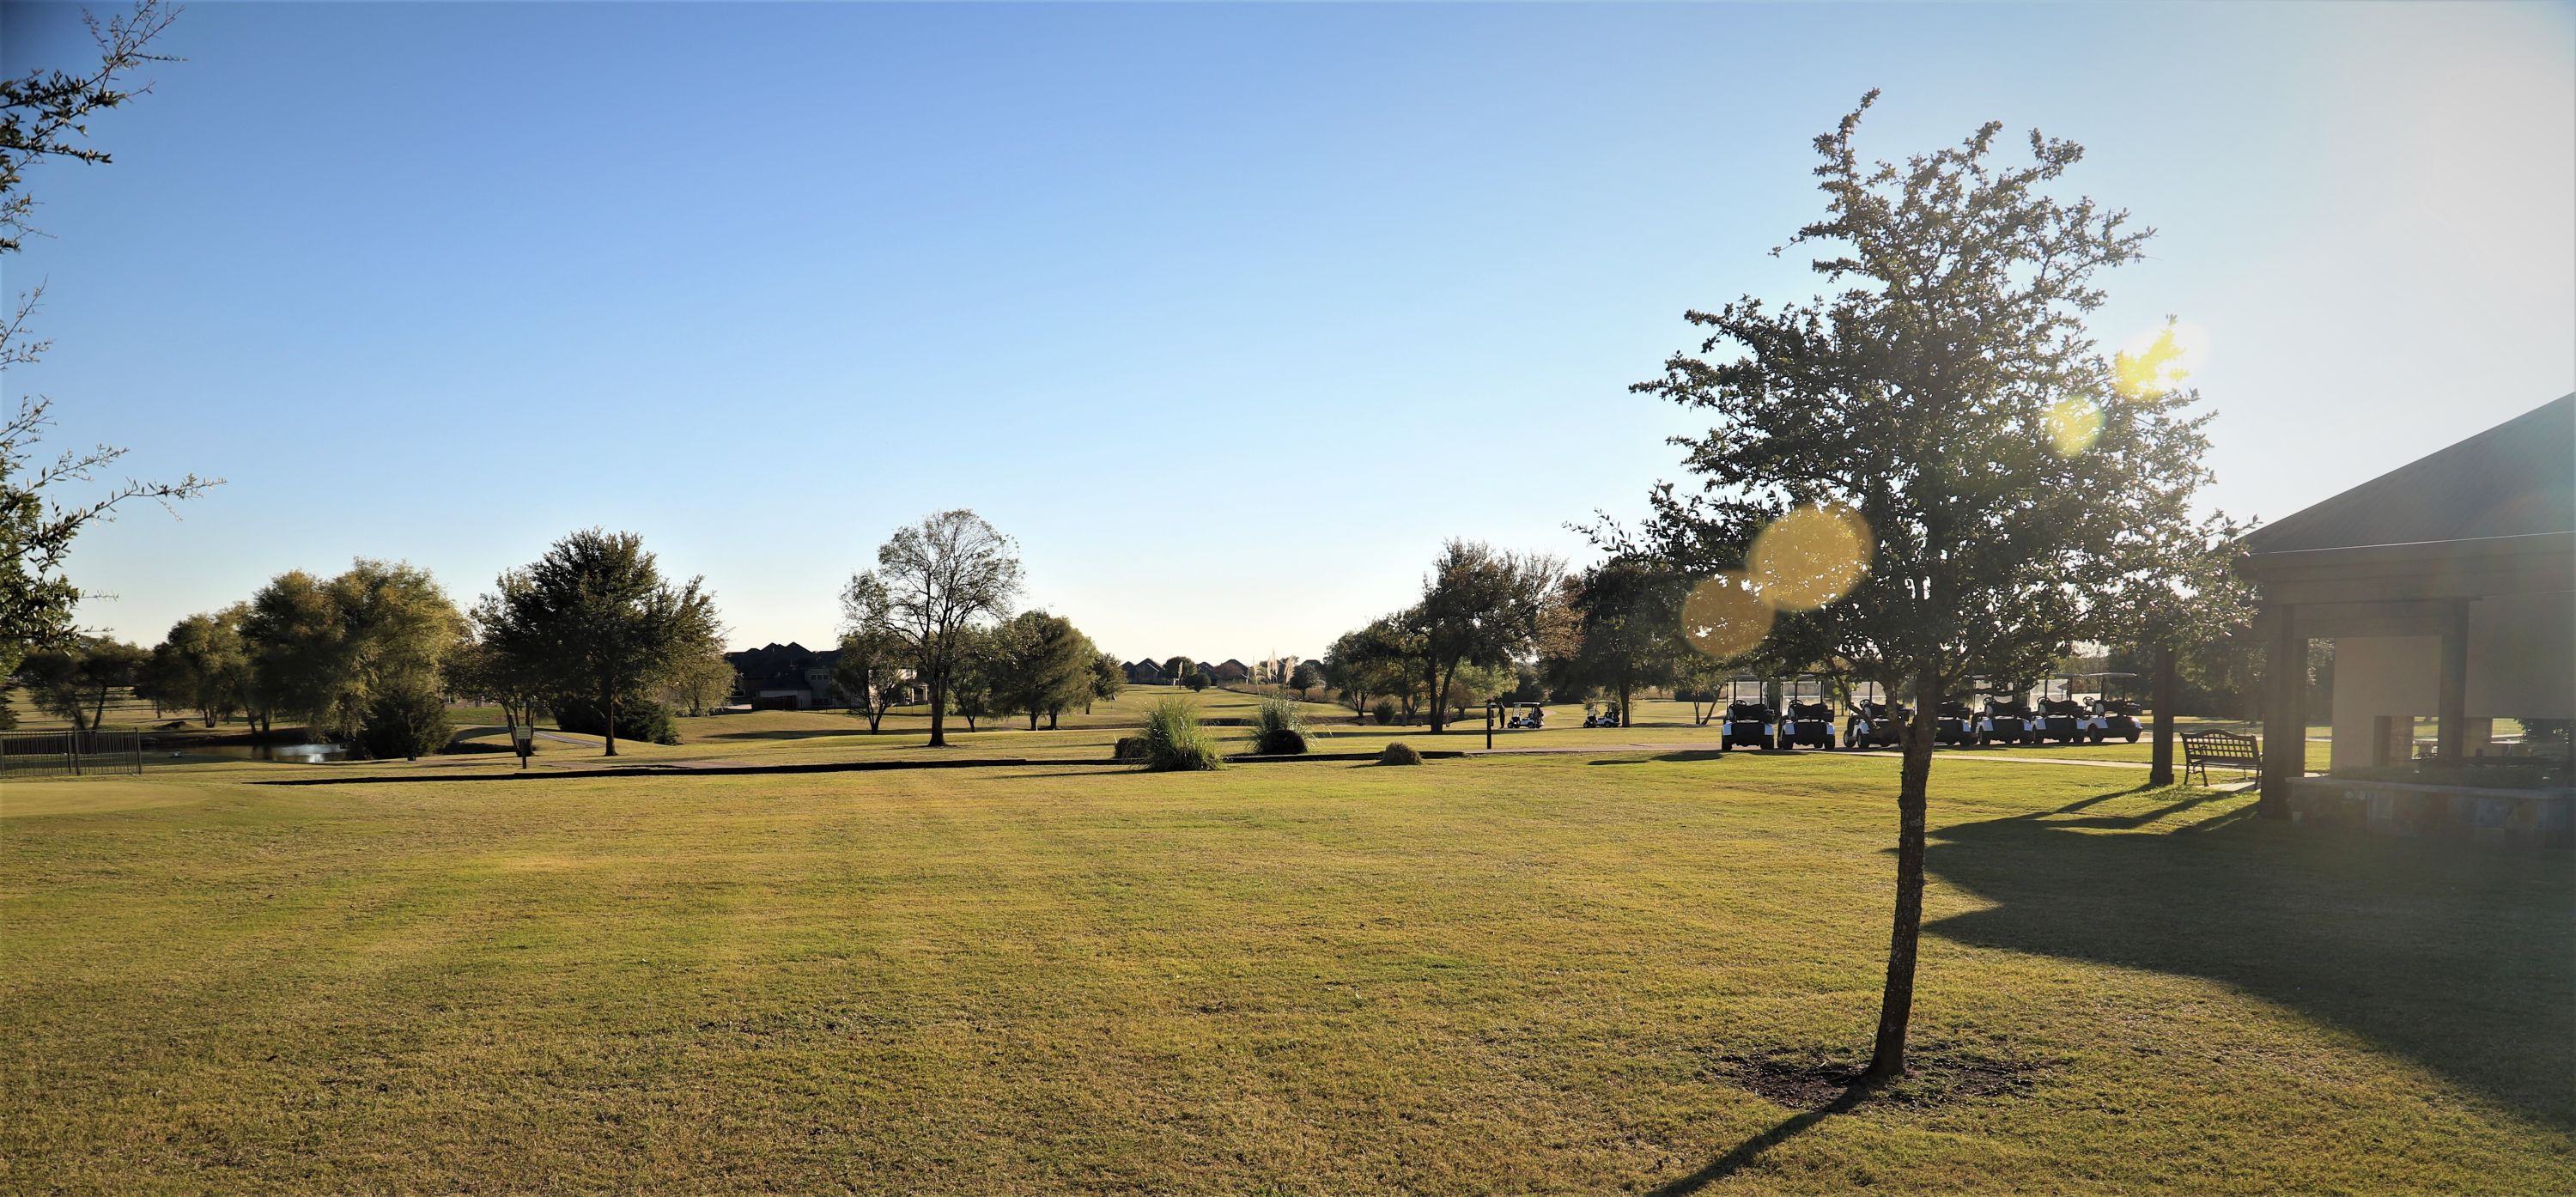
[1935,697,1979,746]
[1583,702,1623,728]
[1844,699,1906,748]
[1718,700,1777,750]
[1504,702,1546,730]
[1978,696,2038,745]
[1780,700,1838,750]
[2037,672,2142,744]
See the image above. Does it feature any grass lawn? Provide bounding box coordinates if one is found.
[3,748,2567,1194]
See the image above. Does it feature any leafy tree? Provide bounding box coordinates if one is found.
[1289,659,1326,700]
[1086,649,1125,712]
[663,647,737,717]
[1622,92,2214,1079]
[1564,558,1690,728]
[989,611,1096,730]
[240,562,464,744]
[1,1,210,672]
[153,611,251,727]
[446,633,546,735]
[944,625,999,732]
[841,510,1021,747]
[834,624,912,732]
[355,682,449,760]
[1325,617,1421,720]
[1163,656,1195,684]
[1402,540,1563,732]
[478,531,720,757]
[21,636,143,728]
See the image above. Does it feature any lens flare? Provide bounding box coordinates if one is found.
[1748,502,1871,610]
[2113,321,2210,399]
[1681,572,1774,659]
[2046,395,2104,457]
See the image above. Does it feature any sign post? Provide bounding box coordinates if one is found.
[512,723,534,769]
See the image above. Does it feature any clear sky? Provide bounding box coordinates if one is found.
[12,1,2573,664]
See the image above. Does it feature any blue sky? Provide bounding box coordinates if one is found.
[13,1,2573,662]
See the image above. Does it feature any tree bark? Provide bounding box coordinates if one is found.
[2148,643,2177,787]
[1428,659,1450,732]
[601,681,619,757]
[927,670,949,747]
[1868,670,1941,1079]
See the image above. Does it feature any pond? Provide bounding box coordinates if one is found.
[187,742,351,763]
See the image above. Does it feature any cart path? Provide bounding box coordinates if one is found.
[1467,743,2156,769]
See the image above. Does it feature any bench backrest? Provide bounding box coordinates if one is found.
[2182,729,2259,764]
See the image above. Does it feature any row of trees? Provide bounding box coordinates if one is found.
[117,531,725,758]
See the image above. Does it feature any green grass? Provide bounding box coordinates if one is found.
[3,750,2567,1194]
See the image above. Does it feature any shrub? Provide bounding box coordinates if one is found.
[1378,741,1424,766]
[1255,727,1309,755]
[356,684,450,760]
[1371,698,1400,726]
[1140,697,1223,771]
[1111,735,1150,763]
[1251,695,1309,755]
[553,695,681,745]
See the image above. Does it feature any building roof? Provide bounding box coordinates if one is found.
[2244,393,2573,557]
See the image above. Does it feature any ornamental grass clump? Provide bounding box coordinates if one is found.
[1140,697,1223,771]
[1378,741,1424,766]
[1251,694,1309,755]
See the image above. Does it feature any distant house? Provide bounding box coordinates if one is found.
[1209,659,1251,684]
[726,641,846,709]
[1124,659,1169,686]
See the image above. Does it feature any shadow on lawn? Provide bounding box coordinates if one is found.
[1646,1085,1877,1196]
[1924,785,2576,1128]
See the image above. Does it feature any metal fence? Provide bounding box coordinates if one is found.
[0,729,146,780]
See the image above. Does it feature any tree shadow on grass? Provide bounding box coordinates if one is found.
[1586,750,1733,766]
[1645,1083,1877,1195]
[1924,786,2576,1127]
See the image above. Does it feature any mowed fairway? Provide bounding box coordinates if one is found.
[3,753,2567,1194]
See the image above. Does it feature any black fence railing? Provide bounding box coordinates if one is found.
[0,729,146,780]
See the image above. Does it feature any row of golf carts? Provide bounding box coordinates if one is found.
[1712,673,2147,752]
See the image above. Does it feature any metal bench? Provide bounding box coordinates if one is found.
[2181,729,2260,787]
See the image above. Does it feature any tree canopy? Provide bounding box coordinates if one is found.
[477,531,720,757]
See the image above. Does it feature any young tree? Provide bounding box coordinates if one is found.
[834,624,911,732]
[1325,616,1422,720]
[945,624,999,732]
[478,531,720,757]
[1625,93,2214,1079]
[1,1,210,672]
[841,510,1021,748]
[1289,659,1326,700]
[1404,540,1563,732]
[1086,649,1125,713]
[446,636,544,735]
[1564,558,1689,728]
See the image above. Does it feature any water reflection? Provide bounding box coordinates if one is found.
[188,742,350,763]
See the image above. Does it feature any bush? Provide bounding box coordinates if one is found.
[1182,672,1210,692]
[1378,741,1424,766]
[1251,695,1309,755]
[1371,698,1400,726]
[1139,697,1223,771]
[1111,735,1150,763]
[356,684,450,760]
[553,695,681,745]
[1255,727,1308,755]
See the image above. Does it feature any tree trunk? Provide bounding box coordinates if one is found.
[601,682,619,757]
[1868,670,1941,1079]
[1618,677,1633,728]
[1027,711,1040,730]
[1428,659,1449,732]
[927,671,949,747]
[2149,643,2178,787]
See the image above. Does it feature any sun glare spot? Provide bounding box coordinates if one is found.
[2113,320,2210,399]
[2046,395,2105,457]
[1748,502,1872,611]
[1681,572,1775,659]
